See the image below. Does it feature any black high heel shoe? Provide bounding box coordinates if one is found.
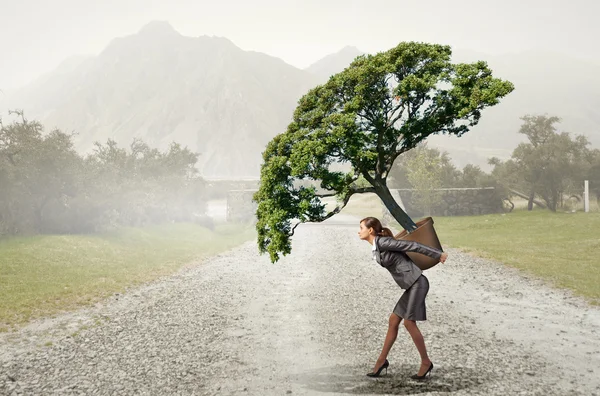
[366,359,389,377]
[410,362,433,380]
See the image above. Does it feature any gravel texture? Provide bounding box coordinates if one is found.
[1,215,599,395]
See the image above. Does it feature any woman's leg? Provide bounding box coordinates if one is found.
[403,319,432,375]
[373,313,402,371]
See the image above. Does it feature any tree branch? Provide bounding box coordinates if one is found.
[315,192,338,198]
[362,170,375,186]
[289,186,376,236]
[289,221,302,236]
[316,187,376,220]
[384,145,411,178]
[387,101,407,127]
[376,128,385,178]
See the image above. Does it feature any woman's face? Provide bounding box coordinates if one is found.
[358,221,373,240]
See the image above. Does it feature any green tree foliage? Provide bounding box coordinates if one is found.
[0,111,83,234]
[254,42,514,262]
[490,115,592,212]
[487,157,523,210]
[389,144,460,189]
[391,144,506,214]
[403,146,443,216]
[85,138,204,228]
[0,111,207,236]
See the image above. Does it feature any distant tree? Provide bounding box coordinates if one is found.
[487,157,525,211]
[0,110,82,234]
[518,115,591,211]
[494,115,592,212]
[254,42,514,262]
[457,164,484,187]
[389,144,459,189]
[403,145,444,216]
[86,138,204,227]
[0,111,206,236]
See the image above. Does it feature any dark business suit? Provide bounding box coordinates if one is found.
[373,236,443,320]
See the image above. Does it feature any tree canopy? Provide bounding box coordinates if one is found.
[0,111,207,236]
[254,42,514,263]
[490,115,593,211]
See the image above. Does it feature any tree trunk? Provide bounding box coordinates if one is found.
[550,192,558,212]
[373,182,418,232]
[527,189,535,211]
[558,191,563,211]
[503,198,514,212]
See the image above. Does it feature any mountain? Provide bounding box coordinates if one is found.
[3,55,94,119]
[3,21,318,179]
[3,26,599,178]
[305,46,364,82]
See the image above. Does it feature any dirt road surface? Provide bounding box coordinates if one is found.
[2,215,599,395]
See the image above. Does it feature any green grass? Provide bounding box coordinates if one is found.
[340,193,600,305]
[0,223,255,330]
[434,210,600,305]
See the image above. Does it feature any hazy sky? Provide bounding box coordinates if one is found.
[1,0,599,90]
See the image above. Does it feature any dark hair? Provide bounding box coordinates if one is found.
[360,217,394,237]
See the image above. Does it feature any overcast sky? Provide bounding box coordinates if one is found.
[1,0,599,91]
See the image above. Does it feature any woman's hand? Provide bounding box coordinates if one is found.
[439,252,448,263]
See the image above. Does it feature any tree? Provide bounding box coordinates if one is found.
[254,42,514,262]
[487,157,533,211]
[511,115,591,211]
[389,144,460,189]
[458,164,485,187]
[404,145,444,216]
[0,110,82,234]
[0,111,207,236]
[86,138,204,227]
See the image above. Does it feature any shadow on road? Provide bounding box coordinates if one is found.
[295,364,484,394]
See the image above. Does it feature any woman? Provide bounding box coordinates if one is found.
[358,217,448,380]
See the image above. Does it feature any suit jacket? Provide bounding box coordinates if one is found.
[373,236,443,289]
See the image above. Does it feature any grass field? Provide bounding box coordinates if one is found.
[3,193,599,331]
[341,193,600,305]
[0,223,255,331]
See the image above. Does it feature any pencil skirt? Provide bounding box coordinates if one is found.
[393,274,429,321]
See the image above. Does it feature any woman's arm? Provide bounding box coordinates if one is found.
[377,237,444,260]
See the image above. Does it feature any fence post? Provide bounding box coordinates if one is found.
[584,180,589,213]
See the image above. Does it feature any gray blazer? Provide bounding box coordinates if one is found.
[373,236,443,289]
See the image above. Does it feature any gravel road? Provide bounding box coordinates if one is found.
[1,215,599,395]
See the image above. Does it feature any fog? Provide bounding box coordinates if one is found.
[2,7,600,390]
[2,0,599,90]
[1,0,600,235]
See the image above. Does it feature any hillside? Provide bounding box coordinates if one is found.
[2,21,318,179]
[2,25,599,177]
